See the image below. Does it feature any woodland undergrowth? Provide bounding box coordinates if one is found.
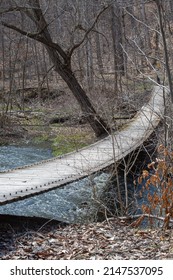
[134,145,173,229]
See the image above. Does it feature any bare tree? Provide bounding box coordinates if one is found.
[1,0,110,137]
[154,0,173,103]
[111,1,124,94]
[94,0,104,75]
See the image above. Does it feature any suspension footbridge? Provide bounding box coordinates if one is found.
[0,86,167,206]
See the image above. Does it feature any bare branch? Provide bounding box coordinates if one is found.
[1,21,37,38]
[40,65,55,87]
[67,4,110,58]
[124,7,160,35]
[0,6,39,15]
[1,21,68,62]
[119,214,173,225]
[120,43,168,88]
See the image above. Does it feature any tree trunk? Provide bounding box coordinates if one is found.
[111,4,118,93]
[1,0,110,137]
[45,46,109,137]
[84,1,94,91]
[140,0,151,49]
[156,0,173,103]
[94,0,104,75]
[111,2,124,94]
[169,0,173,14]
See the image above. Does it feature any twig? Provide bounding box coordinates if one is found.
[118,213,173,224]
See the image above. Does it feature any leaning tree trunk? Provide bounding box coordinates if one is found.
[45,46,109,137]
[1,0,110,137]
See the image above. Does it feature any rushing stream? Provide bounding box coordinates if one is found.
[0,145,155,225]
[0,145,52,171]
[0,145,110,223]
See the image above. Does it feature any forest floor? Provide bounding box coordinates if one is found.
[0,87,97,154]
[0,215,173,260]
[0,80,149,151]
[1,81,173,260]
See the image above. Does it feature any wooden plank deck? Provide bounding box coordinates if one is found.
[0,86,167,205]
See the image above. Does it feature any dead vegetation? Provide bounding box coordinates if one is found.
[0,216,173,260]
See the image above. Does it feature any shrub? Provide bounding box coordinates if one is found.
[138,145,173,229]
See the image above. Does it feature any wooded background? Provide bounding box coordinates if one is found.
[0,0,173,136]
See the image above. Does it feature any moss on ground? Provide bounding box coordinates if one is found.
[52,132,90,156]
[32,134,50,144]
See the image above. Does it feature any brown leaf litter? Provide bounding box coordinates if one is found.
[0,216,173,260]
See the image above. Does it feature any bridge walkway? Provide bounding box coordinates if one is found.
[0,86,167,205]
